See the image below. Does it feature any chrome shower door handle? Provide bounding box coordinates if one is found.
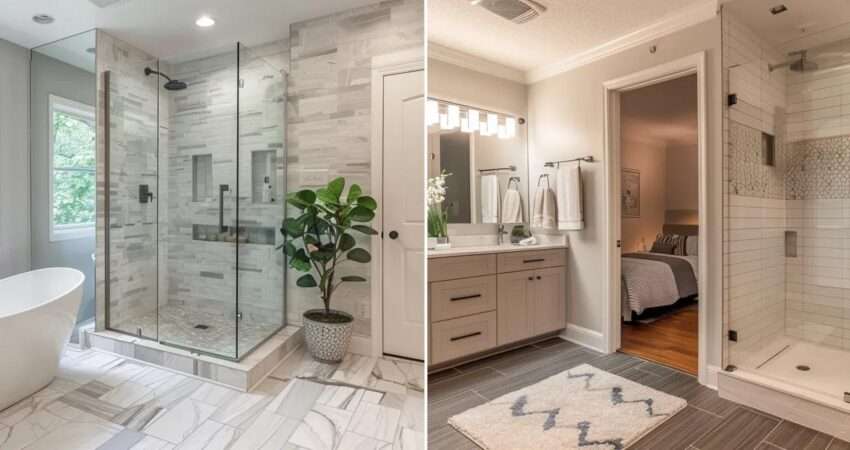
[219,184,230,232]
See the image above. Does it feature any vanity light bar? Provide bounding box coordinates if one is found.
[428,98,518,140]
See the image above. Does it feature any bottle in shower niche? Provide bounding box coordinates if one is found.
[262,176,273,203]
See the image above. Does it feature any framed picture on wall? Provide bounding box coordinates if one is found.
[622,169,640,218]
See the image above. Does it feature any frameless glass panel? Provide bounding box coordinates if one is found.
[236,42,287,359]
[105,52,160,339]
[157,47,239,359]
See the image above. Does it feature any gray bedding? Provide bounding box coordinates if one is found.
[622,252,698,315]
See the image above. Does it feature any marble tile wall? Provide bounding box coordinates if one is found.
[286,0,424,337]
[786,64,850,143]
[95,31,160,334]
[161,42,288,339]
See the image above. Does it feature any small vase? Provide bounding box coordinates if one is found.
[302,309,354,362]
[434,236,451,250]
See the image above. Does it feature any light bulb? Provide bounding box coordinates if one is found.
[487,113,498,134]
[439,113,450,130]
[461,118,471,133]
[505,117,516,138]
[467,109,479,131]
[447,104,460,129]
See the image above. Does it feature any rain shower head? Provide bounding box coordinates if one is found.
[769,50,819,72]
[144,67,187,91]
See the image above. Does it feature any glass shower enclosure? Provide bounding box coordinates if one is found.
[105,43,286,360]
[723,2,850,403]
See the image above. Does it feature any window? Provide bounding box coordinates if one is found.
[49,95,96,241]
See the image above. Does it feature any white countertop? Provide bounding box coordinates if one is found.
[428,242,568,258]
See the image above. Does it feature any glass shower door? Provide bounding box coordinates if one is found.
[105,60,160,340]
[157,48,240,359]
[236,43,287,358]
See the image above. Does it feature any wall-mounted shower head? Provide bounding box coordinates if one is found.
[144,67,188,91]
[769,50,819,73]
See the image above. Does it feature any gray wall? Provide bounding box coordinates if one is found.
[0,38,30,278]
[527,17,724,369]
[30,52,96,323]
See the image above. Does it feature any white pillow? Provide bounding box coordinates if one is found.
[685,235,698,256]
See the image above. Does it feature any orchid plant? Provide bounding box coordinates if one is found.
[427,171,450,238]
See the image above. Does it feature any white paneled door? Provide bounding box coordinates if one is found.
[381,69,425,360]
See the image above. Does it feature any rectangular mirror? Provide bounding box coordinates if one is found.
[427,99,528,225]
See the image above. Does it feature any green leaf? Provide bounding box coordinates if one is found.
[296,274,318,288]
[327,177,345,199]
[357,195,377,211]
[290,249,312,271]
[341,276,366,282]
[316,188,340,205]
[282,241,296,256]
[347,248,371,263]
[347,184,362,203]
[348,206,375,222]
[351,225,379,235]
[282,217,304,238]
[339,233,356,251]
[294,190,316,204]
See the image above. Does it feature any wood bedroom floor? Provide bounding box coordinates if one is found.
[621,302,698,375]
[428,338,850,450]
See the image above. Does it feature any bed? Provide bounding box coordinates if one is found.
[622,224,698,321]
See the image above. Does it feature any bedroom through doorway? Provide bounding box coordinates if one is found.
[617,74,700,375]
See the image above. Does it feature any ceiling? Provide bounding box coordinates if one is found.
[0,0,378,60]
[428,0,710,73]
[723,0,850,50]
[621,74,698,147]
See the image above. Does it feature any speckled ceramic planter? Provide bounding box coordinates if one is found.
[303,309,354,362]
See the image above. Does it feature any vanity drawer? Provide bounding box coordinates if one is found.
[497,249,566,273]
[428,254,497,282]
[430,275,497,322]
[430,311,498,365]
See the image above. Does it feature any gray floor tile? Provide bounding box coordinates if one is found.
[631,406,724,450]
[429,425,480,450]
[766,420,822,450]
[428,390,487,432]
[693,408,779,450]
[428,367,505,403]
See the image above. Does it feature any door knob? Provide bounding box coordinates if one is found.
[536,276,541,280]
[389,230,399,239]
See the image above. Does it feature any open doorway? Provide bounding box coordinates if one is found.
[617,74,699,374]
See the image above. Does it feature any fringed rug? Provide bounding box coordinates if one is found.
[449,364,686,449]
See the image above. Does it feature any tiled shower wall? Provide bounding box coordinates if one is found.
[286,0,424,336]
[95,31,159,332]
[722,11,788,366]
[783,61,850,349]
[161,43,287,324]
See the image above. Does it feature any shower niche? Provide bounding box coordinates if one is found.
[103,38,287,362]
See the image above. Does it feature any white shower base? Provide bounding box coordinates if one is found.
[719,337,850,441]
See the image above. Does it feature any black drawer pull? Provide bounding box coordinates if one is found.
[450,331,482,342]
[450,294,481,302]
[523,258,545,263]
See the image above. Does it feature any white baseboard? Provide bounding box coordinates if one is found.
[349,335,374,357]
[704,364,721,390]
[561,323,606,353]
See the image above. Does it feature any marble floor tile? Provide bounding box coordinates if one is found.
[2,346,423,450]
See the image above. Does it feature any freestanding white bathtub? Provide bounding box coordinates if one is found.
[0,268,84,411]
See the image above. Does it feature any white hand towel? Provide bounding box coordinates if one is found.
[557,164,584,230]
[531,185,557,230]
[501,187,523,224]
[480,174,499,224]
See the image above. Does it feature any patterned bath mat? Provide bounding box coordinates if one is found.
[448,364,686,449]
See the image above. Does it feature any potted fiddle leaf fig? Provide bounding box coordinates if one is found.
[280,177,377,362]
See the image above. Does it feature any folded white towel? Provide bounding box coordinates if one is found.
[531,185,557,230]
[501,187,523,224]
[557,164,584,230]
[480,175,499,224]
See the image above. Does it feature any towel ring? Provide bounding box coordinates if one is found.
[507,176,521,189]
[537,173,550,189]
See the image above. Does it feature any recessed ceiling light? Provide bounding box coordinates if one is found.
[195,16,215,27]
[32,14,54,25]
[770,4,788,15]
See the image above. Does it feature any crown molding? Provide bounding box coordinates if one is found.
[525,0,719,84]
[428,42,526,84]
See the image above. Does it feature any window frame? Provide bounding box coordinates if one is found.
[48,94,96,242]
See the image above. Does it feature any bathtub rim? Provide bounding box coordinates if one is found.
[0,267,85,320]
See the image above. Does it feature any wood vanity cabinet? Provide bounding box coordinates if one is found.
[428,248,567,367]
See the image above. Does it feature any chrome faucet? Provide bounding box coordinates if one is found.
[497,223,508,245]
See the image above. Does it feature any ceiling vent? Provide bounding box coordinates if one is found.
[471,0,547,24]
[88,0,128,8]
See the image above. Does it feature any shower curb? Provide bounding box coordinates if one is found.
[83,325,303,391]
